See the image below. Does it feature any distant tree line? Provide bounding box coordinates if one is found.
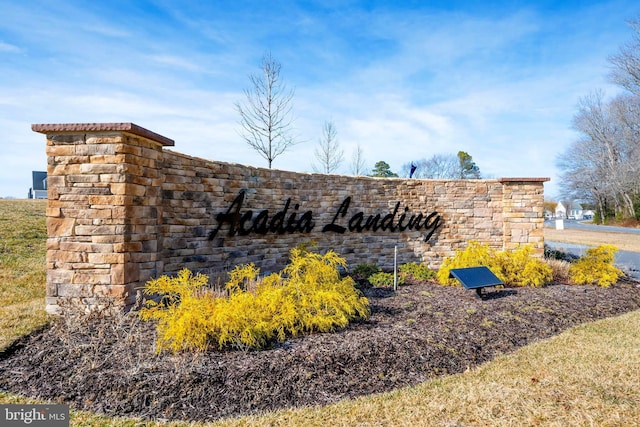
[557,18,640,223]
[399,151,480,179]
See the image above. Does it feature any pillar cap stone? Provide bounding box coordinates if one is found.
[498,177,550,183]
[32,122,174,146]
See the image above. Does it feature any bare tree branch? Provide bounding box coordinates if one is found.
[609,19,640,96]
[312,120,344,174]
[401,154,459,178]
[558,91,640,220]
[349,144,368,176]
[235,52,300,168]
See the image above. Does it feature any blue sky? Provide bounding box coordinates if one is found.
[1,0,639,199]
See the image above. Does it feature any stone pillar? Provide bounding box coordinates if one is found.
[32,123,174,314]
[499,177,549,255]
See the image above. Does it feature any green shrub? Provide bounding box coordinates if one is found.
[569,245,623,288]
[351,263,381,280]
[436,241,553,288]
[368,271,406,287]
[140,249,370,352]
[399,262,435,281]
[544,245,579,262]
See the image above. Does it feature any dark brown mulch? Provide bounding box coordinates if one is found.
[2,278,640,423]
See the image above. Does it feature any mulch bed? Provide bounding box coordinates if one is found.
[2,278,640,422]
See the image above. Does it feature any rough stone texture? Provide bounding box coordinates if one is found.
[35,123,549,314]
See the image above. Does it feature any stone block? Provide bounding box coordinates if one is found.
[90,154,126,164]
[45,144,79,157]
[114,242,143,252]
[76,144,116,156]
[50,164,82,175]
[73,270,112,285]
[88,195,127,206]
[90,232,124,243]
[55,155,91,165]
[111,262,140,284]
[46,206,62,218]
[93,284,129,298]
[49,134,85,145]
[74,224,118,236]
[59,241,114,253]
[88,253,126,265]
[66,174,100,184]
[47,250,87,263]
[80,163,119,174]
[110,183,146,196]
[47,217,76,237]
[85,134,125,144]
[57,283,94,298]
[114,143,142,156]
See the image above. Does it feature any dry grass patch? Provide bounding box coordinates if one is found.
[545,258,571,284]
[0,299,49,351]
[545,226,640,253]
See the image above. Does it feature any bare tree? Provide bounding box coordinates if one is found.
[609,19,640,96]
[235,52,299,168]
[401,154,459,178]
[312,120,344,174]
[558,91,640,220]
[557,136,610,221]
[562,17,640,222]
[349,144,368,176]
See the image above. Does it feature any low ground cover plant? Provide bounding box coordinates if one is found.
[140,248,370,352]
[399,262,436,281]
[366,262,435,287]
[350,263,381,281]
[368,271,405,287]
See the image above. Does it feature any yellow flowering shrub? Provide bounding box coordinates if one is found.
[139,249,370,353]
[138,269,214,353]
[569,245,623,287]
[436,241,552,288]
[436,241,501,286]
[495,244,553,288]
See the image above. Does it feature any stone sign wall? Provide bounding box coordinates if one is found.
[33,123,549,314]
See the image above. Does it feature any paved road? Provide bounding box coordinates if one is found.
[545,219,640,279]
[545,219,640,234]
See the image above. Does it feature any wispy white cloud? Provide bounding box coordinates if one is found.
[146,54,204,72]
[0,41,20,53]
[2,0,640,198]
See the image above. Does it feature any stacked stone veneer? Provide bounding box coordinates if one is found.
[33,123,549,314]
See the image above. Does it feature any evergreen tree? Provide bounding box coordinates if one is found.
[457,151,481,179]
[370,161,398,177]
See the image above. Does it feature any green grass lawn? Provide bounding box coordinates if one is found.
[1,199,639,426]
[0,199,49,350]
